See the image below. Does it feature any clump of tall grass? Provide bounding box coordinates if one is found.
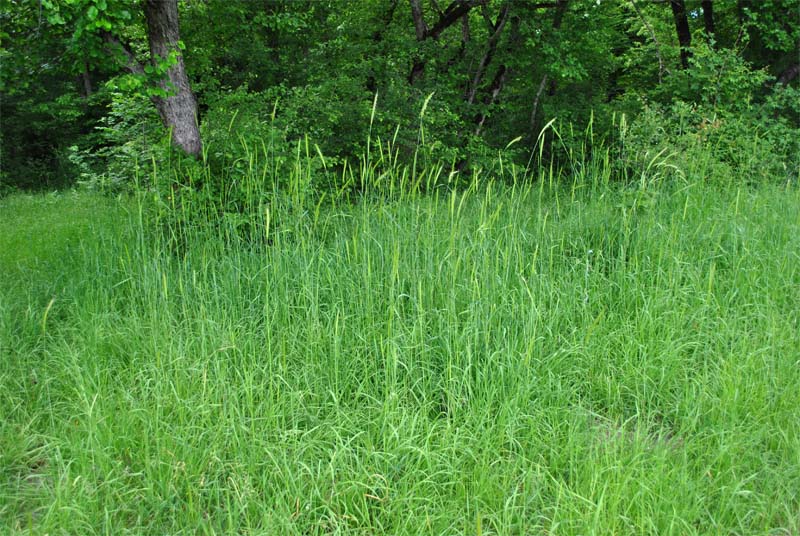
[3,103,798,533]
[144,100,694,255]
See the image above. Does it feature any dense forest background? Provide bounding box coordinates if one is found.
[1,0,798,193]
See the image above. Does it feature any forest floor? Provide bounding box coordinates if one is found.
[1,181,799,534]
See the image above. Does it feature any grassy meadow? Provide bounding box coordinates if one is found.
[1,165,799,533]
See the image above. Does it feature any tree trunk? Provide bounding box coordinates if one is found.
[670,0,692,69]
[778,62,800,86]
[701,0,714,38]
[466,2,510,105]
[408,0,428,84]
[474,65,508,136]
[529,74,549,136]
[472,13,520,137]
[79,62,93,98]
[409,0,428,40]
[143,0,202,158]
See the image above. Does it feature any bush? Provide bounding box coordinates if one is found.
[72,90,167,192]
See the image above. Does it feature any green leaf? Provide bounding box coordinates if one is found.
[149,87,170,98]
[87,6,98,20]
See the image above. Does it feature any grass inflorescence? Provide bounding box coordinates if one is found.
[1,135,799,534]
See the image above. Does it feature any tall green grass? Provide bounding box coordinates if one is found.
[1,135,799,534]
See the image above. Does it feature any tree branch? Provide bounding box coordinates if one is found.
[480,4,495,30]
[427,0,485,40]
[461,12,471,44]
[100,31,146,77]
[475,65,507,136]
[629,0,667,83]
[474,14,519,137]
[529,0,569,137]
[467,2,510,104]
[408,0,484,84]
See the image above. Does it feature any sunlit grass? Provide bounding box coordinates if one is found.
[1,158,799,533]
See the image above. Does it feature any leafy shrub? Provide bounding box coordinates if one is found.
[616,98,798,186]
[613,43,799,186]
[73,90,167,192]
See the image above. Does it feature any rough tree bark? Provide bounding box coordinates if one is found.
[670,0,692,69]
[142,0,201,158]
[409,0,429,40]
[104,1,201,158]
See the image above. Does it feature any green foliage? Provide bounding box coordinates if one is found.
[617,98,798,187]
[656,42,770,109]
[70,90,166,191]
[740,0,800,54]
[2,0,798,190]
[613,35,799,187]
